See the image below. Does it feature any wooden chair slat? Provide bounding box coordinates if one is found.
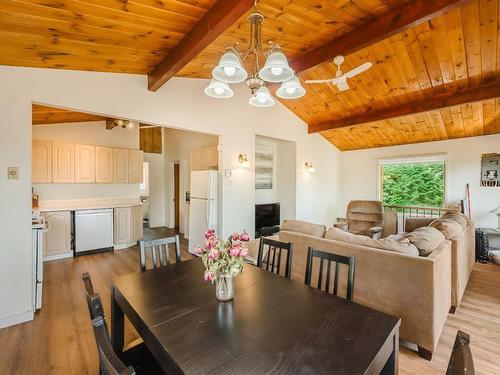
[257,237,293,279]
[139,235,181,271]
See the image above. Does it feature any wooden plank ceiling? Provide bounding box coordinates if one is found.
[32,104,106,124]
[2,0,500,150]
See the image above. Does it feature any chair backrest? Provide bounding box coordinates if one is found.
[446,330,474,375]
[82,272,105,320]
[92,306,136,375]
[257,237,293,278]
[304,247,356,301]
[346,200,384,233]
[139,235,181,271]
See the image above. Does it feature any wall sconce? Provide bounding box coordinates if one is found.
[238,154,250,168]
[304,162,315,173]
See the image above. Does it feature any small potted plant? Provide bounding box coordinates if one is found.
[195,229,250,302]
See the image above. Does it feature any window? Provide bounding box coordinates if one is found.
[379,157,446,208]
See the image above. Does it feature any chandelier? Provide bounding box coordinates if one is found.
[204,6,305,107]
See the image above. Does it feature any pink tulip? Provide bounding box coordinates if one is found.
[229,245,241,257]
[231,232,240,241]
[194,246,204,255]
[208,249,219,260]
[205,240,213,250]
[240,231,250,242]
[204,229,216,240]
[204,270,215,282]
[239,247,248,257]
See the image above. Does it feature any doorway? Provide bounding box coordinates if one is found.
[174,163,180,229]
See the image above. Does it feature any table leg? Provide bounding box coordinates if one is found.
[111,286,124,354]
[381,330,399,375]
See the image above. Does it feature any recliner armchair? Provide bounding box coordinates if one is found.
[335,200,384,239]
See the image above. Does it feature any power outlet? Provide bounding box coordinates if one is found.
[7,167,19,180]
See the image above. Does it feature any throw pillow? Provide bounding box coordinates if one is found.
[440,211,467,229]
[401,227,445,256]
[429,218,463,239]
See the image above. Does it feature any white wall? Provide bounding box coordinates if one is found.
[163,128,219,230]
[33,121,140,201]
[0,66,342,327]
[255,135,297,222]
[143,152,165,227]
[340,135,500,228]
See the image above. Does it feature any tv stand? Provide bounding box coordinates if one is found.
[256,225,280,238]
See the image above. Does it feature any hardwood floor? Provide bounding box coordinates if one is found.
[0,228,498,374]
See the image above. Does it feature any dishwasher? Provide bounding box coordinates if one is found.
[75,209,114,254]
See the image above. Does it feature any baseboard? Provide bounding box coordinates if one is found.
[0,310,34,329]
[114,242,137,250]
[44,252,73,262]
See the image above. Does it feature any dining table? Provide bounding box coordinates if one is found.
[111,259,400,375]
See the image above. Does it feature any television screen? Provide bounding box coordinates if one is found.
[255,203,280,230]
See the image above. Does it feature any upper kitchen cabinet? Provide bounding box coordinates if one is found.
[32,140,52,183]
[129,149,144,184]
[113,148,129,183]
[190,146,218,171]
[95,146,114,183]
[75,144,95,183]
[52,142,75,183]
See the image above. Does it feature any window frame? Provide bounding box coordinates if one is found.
[377,154,448,208]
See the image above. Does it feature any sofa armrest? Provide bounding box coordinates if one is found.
[368,226,383,239]
[405,217,435,232]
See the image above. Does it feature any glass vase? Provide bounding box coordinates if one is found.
[216,274,234,302]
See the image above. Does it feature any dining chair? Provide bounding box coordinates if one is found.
[81,273,166,375]
[446,330,475,375]
[139,235,181,271]
[257,237,293,278]
[304,247,356,301]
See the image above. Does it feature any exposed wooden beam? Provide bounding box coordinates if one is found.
[292,0,468,74]
[148,0,255,91]
[308,80,500,133]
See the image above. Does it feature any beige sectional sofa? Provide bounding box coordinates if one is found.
[405,212,475,311]
[247,219,451,360]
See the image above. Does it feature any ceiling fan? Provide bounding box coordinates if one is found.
[305,55,372,91]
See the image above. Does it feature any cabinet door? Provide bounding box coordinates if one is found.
[190,149,202,171]
[95,146,113,183]
[75,144,95,183]
[131,205,143,241]
[114,207,132,244]
[44,211,71,256]
[206,146,218,170]
[128,150,143,183]
[52,142,75,183]
[32,140,52,183]
[113,149,129,183]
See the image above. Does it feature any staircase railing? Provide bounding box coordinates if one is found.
[384,204,458,233]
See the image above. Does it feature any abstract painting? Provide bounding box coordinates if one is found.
[255,143,274,189]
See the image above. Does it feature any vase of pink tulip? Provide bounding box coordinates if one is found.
[195,229,250,302]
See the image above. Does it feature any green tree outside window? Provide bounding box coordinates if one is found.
[381,162,445,207]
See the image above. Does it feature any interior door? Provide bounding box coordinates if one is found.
[174,163,180,229]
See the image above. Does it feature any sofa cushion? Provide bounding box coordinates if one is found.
[440,211,467,229]
[281,220,326,238]
[325,227,419,256]
[429,218,463,240]
[402,227,445,256]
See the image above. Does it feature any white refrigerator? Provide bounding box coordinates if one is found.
[189,170,218,254]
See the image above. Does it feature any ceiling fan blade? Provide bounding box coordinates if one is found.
[335,78,350,91]
[344,62,372,78]
[304,79,334,84]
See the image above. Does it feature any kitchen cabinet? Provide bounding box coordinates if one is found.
[32,140,52,183]
[75,144,95,183]
[114,205,142,245]
[95,146,113,183]
[52,142,75,183]
[129,149,144,184]
[43,211,71,258]
[190,146,218,171]
[113,148,129,183]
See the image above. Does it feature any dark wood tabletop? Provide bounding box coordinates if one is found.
[111,259,400,375]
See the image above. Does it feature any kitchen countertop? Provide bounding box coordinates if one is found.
[36,198,142,212]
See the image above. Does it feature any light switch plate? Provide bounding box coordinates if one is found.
[7,167,19,180]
